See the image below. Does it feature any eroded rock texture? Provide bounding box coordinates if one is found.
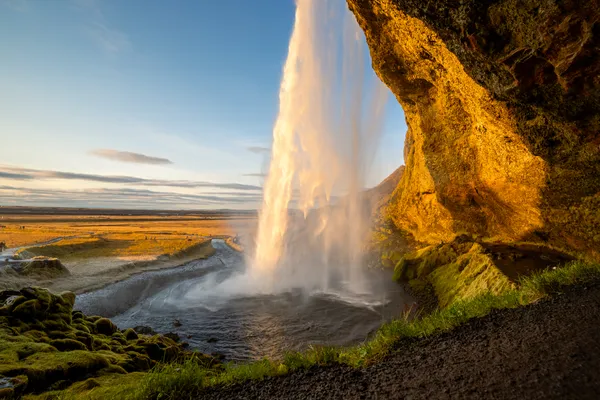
[348,0,600,257]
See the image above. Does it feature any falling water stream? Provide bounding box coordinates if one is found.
[252,0,389,293]
[76,0,411,361]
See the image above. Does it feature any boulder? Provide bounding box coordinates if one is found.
[123,328,138,341]
[94,318,117,336]
[50,338,88,352]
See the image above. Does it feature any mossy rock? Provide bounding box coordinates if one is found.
[98,364,127,376]
[22,330,48,342]
[123,328,138,341]
[43,319,70,332]
[71,311,84,321]
[58,292,76,309]
[94,319,117,336]
[0,350,110,393]
[93,341,111,352]
[0,286,218,398]
[20,288,52,305]
[73,332,94,351]
[139,342,164,361]
[50,339,88,352]
[111,332,127,344]
[12,299,44,320]
[5,296,28,313]
[77,377,101,391]
[120,352,152,372]
[72,323,90,334]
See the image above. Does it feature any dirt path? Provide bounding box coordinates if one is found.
[202,282,600,400]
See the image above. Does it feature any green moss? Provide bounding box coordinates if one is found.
[428,244,515,307]
[94,319,116,336]
[123,328,138,341]
[49,339,88,352]
[1,286,212,398]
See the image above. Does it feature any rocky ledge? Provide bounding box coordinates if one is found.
[0,287,218,398]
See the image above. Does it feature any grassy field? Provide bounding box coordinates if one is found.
[0,214,256,258]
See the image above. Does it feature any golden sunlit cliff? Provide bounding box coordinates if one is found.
[348,0,600,258]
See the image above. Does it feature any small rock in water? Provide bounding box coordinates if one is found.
[206,337,219,343]
[133,325,157,335]
[173,319,182,327]
[164,332,180,343]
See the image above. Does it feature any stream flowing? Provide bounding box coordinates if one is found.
[75,240,411,361]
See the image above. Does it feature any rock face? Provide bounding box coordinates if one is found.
[347,0,600,257]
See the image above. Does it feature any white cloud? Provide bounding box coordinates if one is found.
[90,149,173,165]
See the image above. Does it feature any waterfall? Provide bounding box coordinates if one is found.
[252,0,388,292]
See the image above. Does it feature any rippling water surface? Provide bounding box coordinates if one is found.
[76,240,412,361]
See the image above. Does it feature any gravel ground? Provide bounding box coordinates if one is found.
[200,281,600,399]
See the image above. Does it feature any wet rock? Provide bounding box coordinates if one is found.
[4,295,26,310]
[164,332,180,343]
[206,337,219,343]
[0,375,27,399]
[133,325,157,336]
[173,319,182,327]
[0,290,20,303]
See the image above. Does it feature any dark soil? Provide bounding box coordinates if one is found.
[200,282,600,400]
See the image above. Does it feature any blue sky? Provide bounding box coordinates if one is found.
[0,0,406,209]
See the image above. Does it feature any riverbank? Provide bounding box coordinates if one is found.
[0,240,216,294]
[50,258,598,400]
[201,277,600,400]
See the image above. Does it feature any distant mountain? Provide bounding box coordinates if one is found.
[364,166,405,214]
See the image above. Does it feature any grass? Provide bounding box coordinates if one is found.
[55,259,600,400]
[0,214,256,249]
[20,235,213,261]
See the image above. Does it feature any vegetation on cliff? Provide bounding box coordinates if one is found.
[390,234,575,308]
